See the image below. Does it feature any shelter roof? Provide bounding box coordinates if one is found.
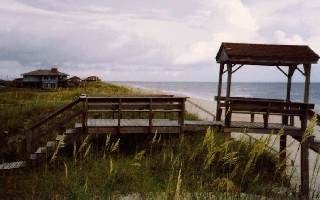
[22,69,68,76]
[216,42,319,66]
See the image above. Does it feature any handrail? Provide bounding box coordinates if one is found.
[26,98,83,131]
[85,96,187,134]
[26,97,84,153]
[186,99,216,120]
[31,109,83,144]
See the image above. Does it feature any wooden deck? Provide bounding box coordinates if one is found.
[224,121,302,135]
[76,119,224,134]
[76,118,301,135]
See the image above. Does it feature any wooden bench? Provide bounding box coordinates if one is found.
[215,96,285,122]
[221,97,314,130]
[83,96,187,134]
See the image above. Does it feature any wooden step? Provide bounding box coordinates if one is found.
[0,161,26,170]
[30,147,47,160]
[55,134,75,145]
[46,141,58,155]
[66,129,75,135]
[35,147,47,154]
[56,134,65,141]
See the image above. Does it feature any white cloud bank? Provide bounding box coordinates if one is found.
[0,0,319,82]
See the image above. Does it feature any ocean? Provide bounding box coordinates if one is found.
[116,82,320,109]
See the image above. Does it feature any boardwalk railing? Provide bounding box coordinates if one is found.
[221,97,314,132]
[26,95,187,153]
[85,96,187,134]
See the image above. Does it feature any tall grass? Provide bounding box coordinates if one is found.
[2,83,320,198]
[2,123,320,198]
[0,82,136,161]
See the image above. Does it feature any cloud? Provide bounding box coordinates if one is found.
[0,0,320,81]
[173,0,260,66]
[274,30,305,45]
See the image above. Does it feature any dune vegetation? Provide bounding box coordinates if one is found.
[1,82,319,199]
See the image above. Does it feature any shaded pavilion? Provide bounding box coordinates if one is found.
[215,42,319,198]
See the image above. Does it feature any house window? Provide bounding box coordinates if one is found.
[51,83,56,88]
[44,76,48,80]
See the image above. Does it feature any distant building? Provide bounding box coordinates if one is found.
[21,68,68,89]
[14,78,23,88]
[85,76,101,82]
[67,76,82,87]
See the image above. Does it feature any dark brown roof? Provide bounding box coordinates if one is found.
[216,42,319,65]
[69,76,81,80]
[22,69,68,76]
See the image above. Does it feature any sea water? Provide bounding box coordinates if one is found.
[116,82,320,109]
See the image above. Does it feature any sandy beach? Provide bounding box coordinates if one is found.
[118,82,320,192]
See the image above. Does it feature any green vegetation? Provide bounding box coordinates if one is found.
[1,82,319,198]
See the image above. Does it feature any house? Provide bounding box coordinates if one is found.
[21,68,68,89]
[85,76,101,82]
[67,76,82,87]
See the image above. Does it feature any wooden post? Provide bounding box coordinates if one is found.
[216,63,224,121]
[303,64,311,103]
[224,63,232,126]
[149,98,153,133]
[300,136,310,199]
[26,130,34,155]
[180,98,186,134]
[82,97,87,134]
[279,65,296,176]
[118,98,121,134]
[286,65,296,125]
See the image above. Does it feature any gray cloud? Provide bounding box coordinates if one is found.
[0,0,320,82]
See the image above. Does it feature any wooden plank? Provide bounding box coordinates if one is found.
[66,129,75,135]
[0,161,27,170]
[97,119,103,127]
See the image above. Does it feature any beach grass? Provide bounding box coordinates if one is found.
[1,82,320,198]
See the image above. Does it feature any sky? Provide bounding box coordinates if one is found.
[0,0,320,82]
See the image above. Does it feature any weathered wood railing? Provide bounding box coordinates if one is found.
[221,97,314,132]
[26,97,85,153]
[85,96,187,134]
[26,95,187,154]
[215,96,285,122]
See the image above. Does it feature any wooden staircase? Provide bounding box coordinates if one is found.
[29,128,81,163]
[1,97,85,170]
[0,127,82,170]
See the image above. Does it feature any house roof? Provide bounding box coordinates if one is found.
[68,76,81,80]
[22,69,68,76]
[215,42,320,66]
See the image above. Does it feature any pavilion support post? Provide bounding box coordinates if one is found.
[279,134,287,176]
[303,64,311,103]
[216,63,224,121]
[225,63,232,126]
[300,136,310,199]
[285,65,296,125]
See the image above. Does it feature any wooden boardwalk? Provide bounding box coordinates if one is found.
[76,119,223,134]
[224,121,302,135]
